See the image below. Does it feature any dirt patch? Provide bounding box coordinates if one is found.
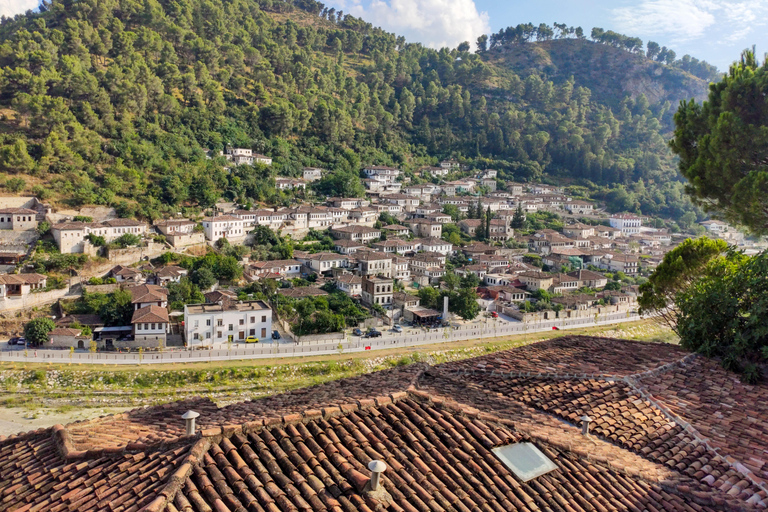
[0,405,132,437]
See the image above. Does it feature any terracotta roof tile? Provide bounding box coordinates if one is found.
[5,337,768,511]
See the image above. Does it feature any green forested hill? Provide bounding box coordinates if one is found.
[0,0,709,223]
[486,38,709,109]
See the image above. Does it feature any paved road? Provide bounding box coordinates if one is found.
[0,312,642,365]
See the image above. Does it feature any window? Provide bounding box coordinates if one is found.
[250,316,255,323]
[228,324,233,331]
[151,323,156,330]
[261,315,266,322]
[239,319,244,325]
[217,319,223,327]
[194,320,199,328]
[193,333,199,340]
[205,332,211,339]
[217,331,222,338]
[206,319,211,326]
[249,329,255,336]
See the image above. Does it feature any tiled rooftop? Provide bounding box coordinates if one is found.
[3,336,768,511]
[635,357,768,487]
[440,335,690,378]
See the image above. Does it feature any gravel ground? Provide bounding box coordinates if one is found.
[0,406,131,437]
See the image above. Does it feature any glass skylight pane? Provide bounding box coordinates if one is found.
[492,442,559,482]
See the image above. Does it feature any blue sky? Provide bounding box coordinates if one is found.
[330,0,768,71]
[0,0,764,70]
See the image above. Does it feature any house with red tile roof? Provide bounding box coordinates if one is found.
[0,272,47,299]
[131,304,169,346]
[129,283,168,309]
[3,336,768,512]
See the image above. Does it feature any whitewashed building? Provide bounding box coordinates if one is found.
[202,215,245,241]
[609,214,642,235]
[302,167,323,181]
[184,300,273,346]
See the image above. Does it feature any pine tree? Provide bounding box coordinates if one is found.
[485,206,492,240]
[511,205,527,230]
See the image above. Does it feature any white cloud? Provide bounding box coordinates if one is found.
[612,0,715,42]
[342,0,490,50]
[612,0,768,45]
[0,0,39,17]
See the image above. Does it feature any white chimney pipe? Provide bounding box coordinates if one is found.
[580,415,592,436]
[368,460,387,491]
[182,410,200,436]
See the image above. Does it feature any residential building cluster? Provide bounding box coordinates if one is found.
[4,159,761,350]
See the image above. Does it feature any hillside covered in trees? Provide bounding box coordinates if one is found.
[0,0,717,222]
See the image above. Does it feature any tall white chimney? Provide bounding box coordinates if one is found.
[580,415,592,436]
[182,410,200,436]
[368,460,387,491]
[443,296,449,321]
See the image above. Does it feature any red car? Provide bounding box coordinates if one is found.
[552,326,560,330]
[491,311,499,318]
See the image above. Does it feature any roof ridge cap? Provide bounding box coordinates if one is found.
[53,423,200,460]
[199,387,418,441]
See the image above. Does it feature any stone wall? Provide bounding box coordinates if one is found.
[126,334,167,349]
[49,335,89,349]
[83,283,121,294]
[105,242,165,265]
[0,288,71,312]
[167,232,205,248]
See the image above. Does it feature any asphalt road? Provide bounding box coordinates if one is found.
[0,311,643,365]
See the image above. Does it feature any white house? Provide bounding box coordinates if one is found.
[330,225,381,242]
[335,274,361,297]
[246,259,302,280]
[221,148,254,165]
[609,214,642,235]
[363,166,400,183]
[202,215,246,241]
[131,305,169,346]
[155,219,203,248]
[302,167,323,181]
[439,159,460,170]
[564,200,595,215]
[130,284,168,310]
[0,208,37,231]
[155,265,188,285]
[275,178,306,190]
[184,300,272,346]
[52,219,147,253]
[253,154,272,165]
[414,237,453,256]
[0,273,47,300]
[300,253,349,274]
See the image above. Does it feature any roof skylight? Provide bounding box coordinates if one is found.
[492,442,559,482]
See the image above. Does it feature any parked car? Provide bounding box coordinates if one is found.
[245,336,259,343]
[392,325,403,333]
[272,330,281,340]
[352,328,363,337]
[365,329,382,338]
[491,311,499,318]
[7,337,20,346]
